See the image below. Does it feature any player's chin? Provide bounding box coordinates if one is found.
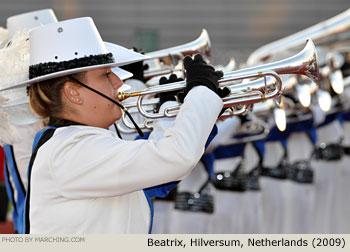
[113,106,123,121]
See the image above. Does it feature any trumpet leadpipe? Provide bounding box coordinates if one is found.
[118,70,278,102]
[118,81,186,101]
[118,91,142,101]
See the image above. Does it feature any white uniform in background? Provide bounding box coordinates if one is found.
[166,160,214,234]
[207,117,251,234]
[310,119,343,233]
[282,131,315,233]
[209,156,245,233]
[259,141,287,233]
[240,142,264,234]
[336,121,350,233]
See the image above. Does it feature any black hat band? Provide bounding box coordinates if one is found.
[29,53,114,79]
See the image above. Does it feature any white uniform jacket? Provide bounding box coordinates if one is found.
[27,86,222,234]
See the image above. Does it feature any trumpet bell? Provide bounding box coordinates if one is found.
[225,39,319,85]
[143,29,211,79]
[146,29,211,60]
[247,8,350,65]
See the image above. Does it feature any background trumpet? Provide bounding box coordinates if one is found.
[143,29,211,81]
[118,39,319,132]
[246,8,350,66]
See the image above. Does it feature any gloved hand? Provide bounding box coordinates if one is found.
[154,74,183,113]
[120,47,148,82]
[178,54,230,102]
[238,114,250,124]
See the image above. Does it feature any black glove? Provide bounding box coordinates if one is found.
[154,74,183,113]
[120,47,148,82]
[238,114,250,124]
[178,54,230,102]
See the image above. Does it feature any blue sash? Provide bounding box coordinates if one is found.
[3,145,26,232]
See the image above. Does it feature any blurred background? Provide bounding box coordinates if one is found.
[1,0,350,235]
[0,0,348,64]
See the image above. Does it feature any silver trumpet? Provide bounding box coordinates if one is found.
[244,9,350,130]
[118,39,319,132]
[247,8,350,65]
[143,29,211,80]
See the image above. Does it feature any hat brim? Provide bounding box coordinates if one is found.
[104,42,149,65]
[111,67,133,81]
[0,42,148,91]
[118,83,131,92]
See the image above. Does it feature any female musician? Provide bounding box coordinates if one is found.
[5,17,225,234]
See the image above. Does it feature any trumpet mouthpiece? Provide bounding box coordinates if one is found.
[118,91,141,101]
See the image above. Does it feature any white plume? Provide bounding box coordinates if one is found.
[0,109,20,145]
[0,29,36,144]
[0,29,30,92]
[0,27,8,49]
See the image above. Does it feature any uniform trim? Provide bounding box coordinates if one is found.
[8,146,26,195]
[4,156,16,212]
[24,128,56,234]
[143,191,154,234]
[3,145,28,233]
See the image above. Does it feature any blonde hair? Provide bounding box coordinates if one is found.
[28,73,85,119]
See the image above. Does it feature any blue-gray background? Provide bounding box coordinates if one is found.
[1,0,349,65]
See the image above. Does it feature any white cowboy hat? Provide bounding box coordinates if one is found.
[4,9,132,83]
[0,17,147,92]
[7,9,58,40]
[0,14,140,126]
[0,8,56,49]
